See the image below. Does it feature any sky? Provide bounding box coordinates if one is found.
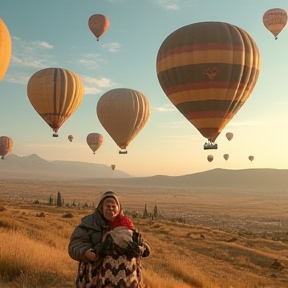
[0,0,288,177]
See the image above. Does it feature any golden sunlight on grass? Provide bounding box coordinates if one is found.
[0,180,288,288]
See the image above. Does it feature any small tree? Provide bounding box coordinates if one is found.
[48,194,53,205]
[57,191,62,207]
[143,204,148,218]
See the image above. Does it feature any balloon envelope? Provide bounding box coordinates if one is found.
[263,8,287,39]
[207,155,214,162]
[86,133,104,154]
[226,132,233,141]
[97,88,150,153]
[223,154,229,161]
[0,18,11,83]
[248,155,254,162]
[88,14,109,41]
[27,68,84,136]
[68,135,74,142]
[0,136,13,159]
[156,21,261,143]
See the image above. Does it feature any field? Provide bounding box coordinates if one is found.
[0,179,288,288]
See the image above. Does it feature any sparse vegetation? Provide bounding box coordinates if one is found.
[0,179,287,288]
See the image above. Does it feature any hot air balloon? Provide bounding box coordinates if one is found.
[223,154,229,161]
[0,18,12,83]
[248,155,254,162]
[207,155,214,162]
[27,68,84,137]
[97,88,150,154]
[111,164,116,170]
[226,132,233,141]
[68,135,74,142]
[88,14,109,41]
[156,22,261,150]
[0,136,13,159]
[263,8,288,40]
[86,133,104,154]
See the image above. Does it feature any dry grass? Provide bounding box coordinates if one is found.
[0,179,288,288]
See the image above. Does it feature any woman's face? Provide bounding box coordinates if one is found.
[102,197,120,221]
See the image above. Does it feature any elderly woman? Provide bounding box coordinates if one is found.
[68,191,150,288]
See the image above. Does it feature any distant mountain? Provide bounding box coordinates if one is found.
[0,153,131,180]
[0,154,287,192]
[78,168,288,192]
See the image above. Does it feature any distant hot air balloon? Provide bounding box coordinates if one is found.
[156,22,261,149]
[0,18,12,83]
[86,133,104,154]
[97,88,150,154]
[88,14,109,41]
[223,154,229,161]
[248,155,254,162]
[0,136,13,159]
[111,164,116,170]
[27,68,84,137]
[226,132,233,141]
[207,155,214,162]
[68,135,74,142]
[263,8,288,40]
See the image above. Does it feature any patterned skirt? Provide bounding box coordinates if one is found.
[76,254,143,288]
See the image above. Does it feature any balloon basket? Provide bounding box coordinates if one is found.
[119,150,127,154]
[204,143,218,150]
[53,133,59,137]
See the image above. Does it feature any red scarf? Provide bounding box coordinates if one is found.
[110,214,135,231]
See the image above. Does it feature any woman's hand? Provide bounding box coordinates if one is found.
[83,249,98,262]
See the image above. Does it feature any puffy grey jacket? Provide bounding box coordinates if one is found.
[68,209,110,261]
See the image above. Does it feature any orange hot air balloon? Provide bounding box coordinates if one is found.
[226,132,233,141]
[27,68,84,137]
[223,154,229,161]
[68,135,74,142]
[0,18,12,83]
[156,22,261,149]
[207,155,214,162]
[86,133,104,154]
[111,164,116,170]
[0,136,13,159]
[263,8,288,40]
[248,155,254,162]
[88,14,109,41]
[97,88,150,154]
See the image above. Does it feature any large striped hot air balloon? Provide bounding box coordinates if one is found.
[0,136,13,159]
[86,133,104,154]
[97,88,150,154]
[27,68,84,137]
[0,18,12,83]
[263,8,287,40]
[88,14,109,41]
[156,22,261,149]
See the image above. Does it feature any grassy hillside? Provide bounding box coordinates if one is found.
[0,180,287,288]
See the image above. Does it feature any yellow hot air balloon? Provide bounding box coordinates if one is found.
[226,132,233,141]
[86,133,104,154]
[263,8,288,40]
[88,14,110,41]
[0,18,12,83]
[97,88,150,154]
[68,135,74,142]
[248,155,254,162]
[223,154,229,161]
[27,68,84,137]
[156,22,261,150]
[111,164,116,170]
[207,155,214,162]
[0,136,13,159]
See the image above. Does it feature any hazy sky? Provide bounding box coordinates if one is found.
[0,0,287,177]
